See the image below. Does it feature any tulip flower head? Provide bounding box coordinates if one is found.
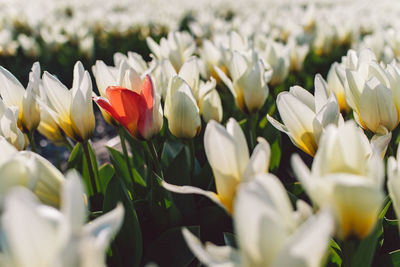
[162,118,270,213]
[0,62,41,133]
[343,48,400,134]
[292,121,386,239]
[268,74,343,156]
[183,174,334,267]
[41,62,95,142]
[215,51,271,114]
[94,74,163,140]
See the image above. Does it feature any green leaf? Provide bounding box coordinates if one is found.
[223,232,237,248]
[98,163,115,194]
[143,226,200,267]
[164,145,196,222]
[161,139,184,169]
[352,220,382,267]
[107,147,146,198]
[390,250,400,266]
[326,239,342,267]
[104,176,142,267]
[67,143,93,196]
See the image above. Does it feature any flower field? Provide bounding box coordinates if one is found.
[1,0,400,266]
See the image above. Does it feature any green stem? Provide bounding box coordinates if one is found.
[248,113,258,150]
[28,131,37,153]
[63,138,74,151]
[118,127,135,188]
[146,139,163,179]
[342,240,356,267]
[188,139,195,179]
[82,141,99,195]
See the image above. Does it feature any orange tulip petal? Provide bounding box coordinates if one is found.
[141,75,154,110]
[106,86,141,137]
[93,95,121,122]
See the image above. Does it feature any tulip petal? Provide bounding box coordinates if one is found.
[272,210,334,267]
[288,86,315,111]
[61,171,87,235]
[359,77,398,133]
[242,137,271,182]
[106,87,141,137]
[314,74,329,112]
[0,66,25,107]
[214,66,235,97]
[92,60,117,97]
[234,174,295,267]
[182,228,240,267]
[42,72,72,119]
[161,179,225,211]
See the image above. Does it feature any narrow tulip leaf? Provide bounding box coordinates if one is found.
[390,250,400,266]
[223,232,237,248]
[143,226,200,267]
[164,146,196,222]
[352,220,382,267]
[107,146,147,198]
[98,163,115,194]
[326,239,342,267]
[104,176,142,267]
[67,142,93,196]
[161,139,184,169]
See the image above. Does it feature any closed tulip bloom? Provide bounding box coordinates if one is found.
[215,51,271,114]
[292,121,386,239]
[164,76,201,139]
[162,118,270,213]
[0,62,41,133]
[268,74,342,156]
[94,74,163,140]
[344,48,400,134]
[42,61,95,142]
[183,174,334,267]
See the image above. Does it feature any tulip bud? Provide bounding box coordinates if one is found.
[215,51,270,114]
[42,61,95,142]
[164,76,201,139]
[94,75,163,140]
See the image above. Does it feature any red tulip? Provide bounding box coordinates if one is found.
[93,75,163,140]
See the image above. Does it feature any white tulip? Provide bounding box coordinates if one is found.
[163,118,270,213]
[0,62,41,133]
[183,174,334,267]
[215,51,270,113]
[42,61,95,142]
[292,121,387,239]
[268,74,342,156]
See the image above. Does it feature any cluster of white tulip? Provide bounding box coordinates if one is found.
[0,0,398,64]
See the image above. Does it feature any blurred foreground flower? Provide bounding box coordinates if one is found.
[183,174,334,267]
[94,74,163,140]
[387,144,400,235]
[0,137,64,207]
[41,62,95,142]
[0,171,124,267]
[163,118,270,213]
[292,121,388,239]
[268,74,342,156]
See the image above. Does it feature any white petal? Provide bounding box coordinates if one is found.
[242,138,271,182]
[42,72,71,118]
[0,66,25,107]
